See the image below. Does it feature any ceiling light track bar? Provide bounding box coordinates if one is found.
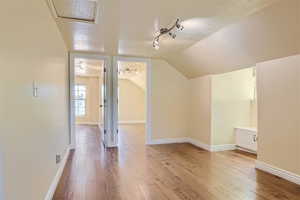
[153,18,184,50]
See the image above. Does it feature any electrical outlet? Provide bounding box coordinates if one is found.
[56,154,61,164]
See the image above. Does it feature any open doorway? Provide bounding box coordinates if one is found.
[210,67,257,156]
[70,53,112,149]
[112,57,151,147]
[74,58,103,127]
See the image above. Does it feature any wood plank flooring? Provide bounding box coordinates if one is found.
[53,125,300,200]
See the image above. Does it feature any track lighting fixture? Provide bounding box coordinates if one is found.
[152,18,184,50]
[153,37,160,50]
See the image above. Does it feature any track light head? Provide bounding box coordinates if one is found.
[176,21,184,31]
[153,37,160,50]
[169,32,176,39]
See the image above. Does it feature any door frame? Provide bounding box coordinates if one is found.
[112,56,152,145]
[69,52,112,149]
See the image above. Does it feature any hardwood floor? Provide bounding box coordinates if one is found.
[53,125,300,200]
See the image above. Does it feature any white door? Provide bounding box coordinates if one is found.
[70,53,116,149]
[101,64,109,147]
[112,58,119,146]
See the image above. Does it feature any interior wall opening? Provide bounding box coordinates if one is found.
[74,58,103,126]
[211,67,257,156]
[116,60,147,147]
[71,55,110,148]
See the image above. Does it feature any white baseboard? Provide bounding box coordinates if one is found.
[148,138,188,145]
[44,147,71,200]
[185,138,211,151]
[76,122,99,125]
[148,137,236,152]
[186,138,236,152]
[255,160,300,185]
[211,144,236,152]
[118,121,146,124]
[236,146,257,154]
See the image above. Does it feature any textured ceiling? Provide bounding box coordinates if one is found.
[50,0,287,77]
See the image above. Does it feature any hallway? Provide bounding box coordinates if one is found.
[53,125,300,200]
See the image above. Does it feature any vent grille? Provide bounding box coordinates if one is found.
[49,0,98,23]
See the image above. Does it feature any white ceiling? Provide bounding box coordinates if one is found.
[53,0,277,53]
[48,0,298,78]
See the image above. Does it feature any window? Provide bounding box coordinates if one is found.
[74,84,87,116]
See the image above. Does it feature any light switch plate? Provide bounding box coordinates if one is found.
[33,81,38,97]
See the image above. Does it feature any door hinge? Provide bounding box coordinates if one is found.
[104,68,107,73]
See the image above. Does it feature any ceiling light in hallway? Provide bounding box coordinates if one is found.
[153,18,184,50]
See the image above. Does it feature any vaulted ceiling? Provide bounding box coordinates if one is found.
[49,0,299,78]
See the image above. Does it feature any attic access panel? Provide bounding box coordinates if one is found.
[50,0,98,23]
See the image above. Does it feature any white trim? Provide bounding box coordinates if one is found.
[69,53,76,149]
[235,127,257,132]
[236,146,257,154]
[76,122,99,125]
[113,56,152,146]
[186,138,211,151]
[0,151,5,200]
[118,121,145,124]
[256,160,300,185]
[44,147,70,200]
[211,144,236,152]
[146,59,152,145]
[76,74,101,78]
[111,57,119,147]
[148,138,188,145]
[149,137,236,152]
[186,138,236,152]
[69,53,112,149]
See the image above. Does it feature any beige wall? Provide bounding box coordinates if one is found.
[75,76,145,124]
[211,68,256,145]
[250,98,258,128]
[257,54,300,175]
[151,59,190,140]
[119,79,145,122]
[0,0,69,199]
[75,76,101,124]
[189,76,212,145]
[188,68,256,146]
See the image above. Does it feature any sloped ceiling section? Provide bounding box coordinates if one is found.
[51,0,299,78]
[52,0,278,55]
[166,0,300,78]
